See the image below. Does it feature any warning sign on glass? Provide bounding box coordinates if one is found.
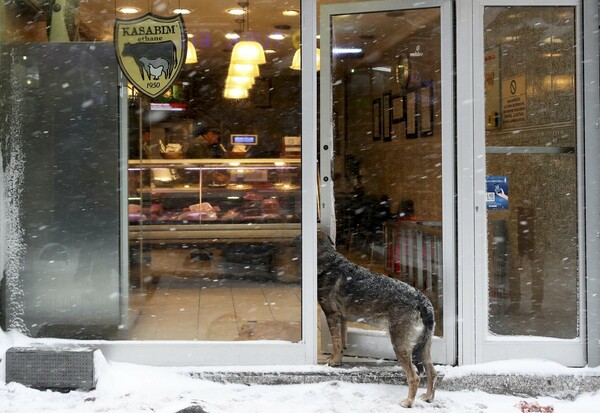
[501,75,526,126]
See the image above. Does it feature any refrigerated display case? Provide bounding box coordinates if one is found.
[128,158,302,282]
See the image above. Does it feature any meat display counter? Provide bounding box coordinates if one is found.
[127,158,301,243]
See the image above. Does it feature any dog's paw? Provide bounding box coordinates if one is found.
[420,393,434,403]
[327,356,343,367]
[400,398,414,408]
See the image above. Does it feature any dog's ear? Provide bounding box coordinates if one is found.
[317,230,335,246]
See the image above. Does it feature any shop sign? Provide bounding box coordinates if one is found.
[486,176,509,210]
[114,13,187,98]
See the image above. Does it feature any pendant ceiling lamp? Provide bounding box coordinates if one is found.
[186,40,198,64]
[229,1,266,65]
[290,48,321,71]
[228,63,260,77]
[230,41,266,65]
[224,1,264,99]
[224,86,249,99]
[226,75,255,88]
[175,0,197,64]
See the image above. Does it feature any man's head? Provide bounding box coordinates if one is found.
[142,130,151,143]
[204,128,221,144]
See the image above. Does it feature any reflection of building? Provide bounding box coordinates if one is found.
[0,0,599,369]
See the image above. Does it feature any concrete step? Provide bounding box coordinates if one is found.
[186,359,600,400]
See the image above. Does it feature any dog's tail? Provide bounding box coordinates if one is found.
[412,296,435,374]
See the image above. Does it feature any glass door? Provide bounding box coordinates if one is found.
[319,0,455,365]
[473,0,586,365]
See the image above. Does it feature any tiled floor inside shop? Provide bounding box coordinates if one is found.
[128,247,302,342]
[127,245,384,343]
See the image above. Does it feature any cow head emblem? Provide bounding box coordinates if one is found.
[114,13,187,98]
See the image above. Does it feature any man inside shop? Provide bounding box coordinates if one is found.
[129,129,161,159]
[186,126,227,158]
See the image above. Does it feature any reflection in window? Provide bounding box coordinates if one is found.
[484,7,579,339]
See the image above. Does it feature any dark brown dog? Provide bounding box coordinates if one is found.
[317,231,437,408]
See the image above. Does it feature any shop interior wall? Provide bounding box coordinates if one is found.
[147,72,302,157]
[333,30,443,222]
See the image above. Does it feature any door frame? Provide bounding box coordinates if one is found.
[470,0,587,366]
[319,0,456,366]
[582,0,600,368]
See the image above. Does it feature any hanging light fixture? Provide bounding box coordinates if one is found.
[186,38,198,64]
[230,41,266,65]
[290,48,321,71]
[229,1,266,65]
[228,63,260,77]
[223,1,265,98]
[175,0,197,64]
[225,75,255,88]
[223,86,249,99]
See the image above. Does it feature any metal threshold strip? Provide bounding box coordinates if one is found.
[486,146,575,154]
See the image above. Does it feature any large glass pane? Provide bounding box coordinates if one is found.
[1,1,303,341]
[329,7,444,337]
[484,7,578,338]
[1,42,121,338]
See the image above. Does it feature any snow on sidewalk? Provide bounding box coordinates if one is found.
[0,358,598,413]
[1,329,599,413]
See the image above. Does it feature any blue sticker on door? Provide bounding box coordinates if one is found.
[486,176,508,210]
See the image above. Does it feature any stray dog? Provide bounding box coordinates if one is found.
[317,231,437,408]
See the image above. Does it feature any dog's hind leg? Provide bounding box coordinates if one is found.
[395,348,419,408]
[419,335,437,403]
[390,322,420,408]
[324,311,344,366]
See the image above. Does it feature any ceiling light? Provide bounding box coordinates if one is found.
[186,41,198,64]
[226,75,255,88]
[223,86,249,99]
[542,74,573,91]
[264,49,276,54]
[282,9,300,17]
[269,33,285,41]
[117,6,140,14]
[172,8,191,15]
[230,40,266,65]
[228,63,260,77]
[227,8,246,16]
[372,66,392,72]
[225,32,241,40]
[290,48,320,71]
[227,1,266,66]
[542,36,563,44]
[332,47,363,55]
[225,1,263,97]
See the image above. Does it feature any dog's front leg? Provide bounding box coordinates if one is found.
[325,312,344,366]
